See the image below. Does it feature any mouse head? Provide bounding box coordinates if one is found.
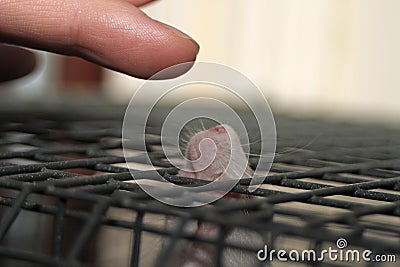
[183,124,249,181]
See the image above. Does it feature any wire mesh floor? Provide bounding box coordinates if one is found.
[0,106,399,267]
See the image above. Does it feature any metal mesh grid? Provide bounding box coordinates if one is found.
[0,106,399,267]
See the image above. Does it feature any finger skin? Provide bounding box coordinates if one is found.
[125,0,156,7]
[0,0,199,79]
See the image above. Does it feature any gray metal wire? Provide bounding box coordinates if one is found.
[0,107,399,267]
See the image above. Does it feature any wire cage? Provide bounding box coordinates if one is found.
[0,105,399,267]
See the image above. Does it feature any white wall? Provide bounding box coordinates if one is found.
[102,0,400,124]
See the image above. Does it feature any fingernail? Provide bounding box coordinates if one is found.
[163,23,200,51]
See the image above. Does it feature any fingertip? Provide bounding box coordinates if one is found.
[148,60,196,80]
[126,0,158,7]
[76,5,200,79]
[123,18,200,79]
[136,27,200,79]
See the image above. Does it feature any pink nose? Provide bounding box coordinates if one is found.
[210,125,226,133]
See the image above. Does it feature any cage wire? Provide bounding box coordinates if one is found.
[0,105,399,267]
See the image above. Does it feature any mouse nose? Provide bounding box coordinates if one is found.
[210,125,226,133]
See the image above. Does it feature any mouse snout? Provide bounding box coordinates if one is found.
[210,125,227,134]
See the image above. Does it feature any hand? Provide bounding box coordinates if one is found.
[0,0,199,79]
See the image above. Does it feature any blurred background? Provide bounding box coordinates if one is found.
[1,2,400,266]
[1,0,399,125]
